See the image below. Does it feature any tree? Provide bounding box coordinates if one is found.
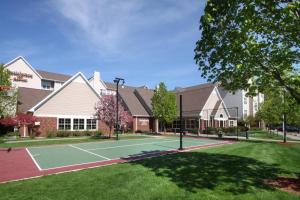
[151,82,177,132]
[244,115,256,128]
[95,95,132,137]
[195,0,300,103]
[256,88,300,128]
[0,64,17,117]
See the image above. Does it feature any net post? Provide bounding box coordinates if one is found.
[236,107,239,141]
[179,95,183,150]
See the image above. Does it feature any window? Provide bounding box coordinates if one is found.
[244,97,247,104]
[230,120,234,127]
[185,119,198,129]
[172,120,181,129]
[58,118,71,130]
[254,102,258,111]
[73,118,85,130]
[243,110,248,118]
[42,80,54,90]
[87,119,97,130]
[220,114,223,118]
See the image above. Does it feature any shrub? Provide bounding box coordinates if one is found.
[6,131,18,137]
[135,130,143,133]
[56,131,72,137]
[189,129,199,134]
[72,131,82,137]
[203,127,217,134]
[29,132,36,139]
[222,127,236,134]
[92,131,103,139]
[250,127,263,131]
[46,130,56,138]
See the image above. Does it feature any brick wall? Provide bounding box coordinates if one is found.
[98,120,113,135]
[36,117,57,136]
[133,117,151,132]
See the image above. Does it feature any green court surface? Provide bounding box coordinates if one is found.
[27,136,223,170]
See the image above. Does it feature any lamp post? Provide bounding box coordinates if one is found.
[114,77,125,140]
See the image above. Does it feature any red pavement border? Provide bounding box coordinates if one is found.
[0,140,235,184]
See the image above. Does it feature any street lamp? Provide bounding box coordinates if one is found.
[114,77,125,140]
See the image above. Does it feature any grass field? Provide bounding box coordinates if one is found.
[0,140,299,200]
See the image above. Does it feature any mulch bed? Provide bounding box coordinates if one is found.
[265,177,300,196]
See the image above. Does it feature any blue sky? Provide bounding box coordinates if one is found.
[0,0,207,89]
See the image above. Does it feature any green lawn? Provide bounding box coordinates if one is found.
[0,135,148,148]
[249,130,285,140]
[0,141,299,200]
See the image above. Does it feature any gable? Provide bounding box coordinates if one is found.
[214,102,229,120]
[4,57,42,89]
[33,74,100,117]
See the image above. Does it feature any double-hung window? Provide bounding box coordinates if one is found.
[73,119,85,130]
[58,118,71,130]
[87,119,97,130]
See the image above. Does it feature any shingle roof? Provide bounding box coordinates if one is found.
[175,83,215,117]
[37,70,71,82]
[118,86,150,116]
[104,82,116,90]
[17,87,52,113]
[211,100,222,116]
[134,88,154,115]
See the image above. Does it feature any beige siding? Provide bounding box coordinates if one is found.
[35,76,99,116]
[5,58,41,89]
[214,103,229,120]
[202,89,219,120]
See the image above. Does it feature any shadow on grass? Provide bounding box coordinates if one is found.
[129,151,286,194]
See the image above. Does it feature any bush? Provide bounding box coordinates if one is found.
[30,132,36,139]
[189,129,199,134]
[250,127,263,131]
[6,131,18,137]
[56,131,72,137]
[222,127,236,134]
[203,127,217,134]
[46,130,57,138]
[92,131,103,139]
[72,131,82,137]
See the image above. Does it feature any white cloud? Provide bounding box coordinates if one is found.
[48,0,202,58]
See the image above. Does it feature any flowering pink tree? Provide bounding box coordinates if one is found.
[95,95,132,137]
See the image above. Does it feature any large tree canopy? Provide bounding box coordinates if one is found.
[195,0,300,103]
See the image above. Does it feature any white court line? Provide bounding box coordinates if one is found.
[26,148,42,171]
[86,139,179,151]
[27,136,168,149]
[69,144,111,160]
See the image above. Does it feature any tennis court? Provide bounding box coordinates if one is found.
[26,136,231,171]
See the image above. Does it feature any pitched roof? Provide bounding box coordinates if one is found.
[211,100,222,116]
[175,83,215,117]
[118,86,150,117]
[17,87,52,113]
[104,82,116,90]
[134,88,154,115]
[37,70,71,82]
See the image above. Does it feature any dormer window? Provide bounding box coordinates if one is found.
[42,80,54,90]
